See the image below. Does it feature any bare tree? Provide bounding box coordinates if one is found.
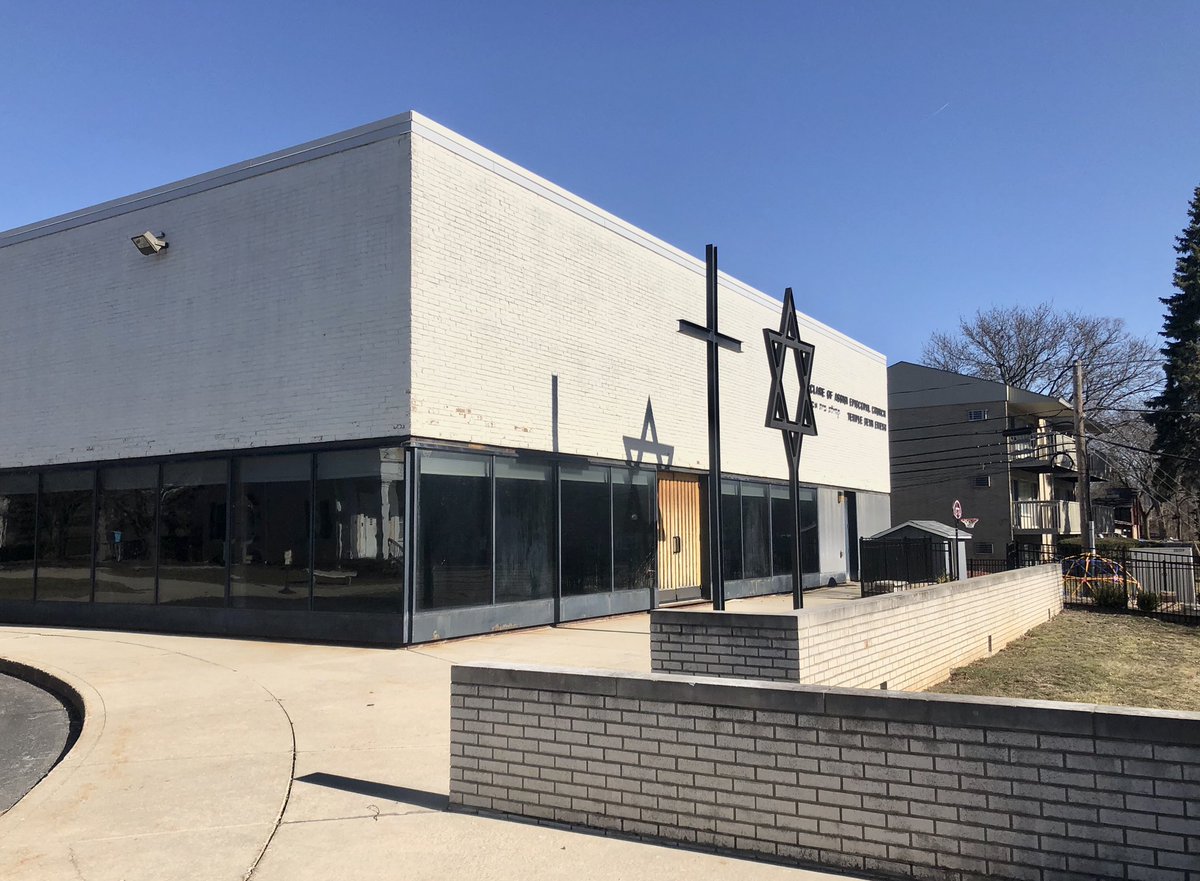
[921,303,1161,415]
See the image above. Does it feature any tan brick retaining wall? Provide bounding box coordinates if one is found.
[651,565,1063,690]
[450,663,1200,881]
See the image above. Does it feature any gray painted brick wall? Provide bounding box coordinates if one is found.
[651,612,799,681]
[450,663,1200,881]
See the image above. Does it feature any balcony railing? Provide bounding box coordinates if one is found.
[1008,431,1077,471]
[1012,501,1116,535]
[1013,500,1082,533]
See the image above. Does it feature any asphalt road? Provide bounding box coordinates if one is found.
[0,671,71,813]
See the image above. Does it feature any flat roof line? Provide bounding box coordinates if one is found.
[1,110,884,362]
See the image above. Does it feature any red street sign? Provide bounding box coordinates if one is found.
[952,499,963,520]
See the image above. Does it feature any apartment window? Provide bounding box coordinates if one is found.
[974,541,995,555]
[967,409,989,422]
[973,475,992,488]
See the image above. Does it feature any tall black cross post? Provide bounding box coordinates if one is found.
[678,245,742,610]
[764,288,818,610]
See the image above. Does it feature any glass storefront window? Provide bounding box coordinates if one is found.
[799,487,820,575]
[768,485,820,577]
[230,454,312,610]
[95,465,157,604]
[613,467,655,591]
[37,470,94,602]
[417,452,491,610]
[314,448,405,613]
[159,460,228,606]
[495,458,554,604]
[770,485,795,577]
[741,483,771,579]
[0,474,37,601]
[720,480,742,582]
[561,465,611,595]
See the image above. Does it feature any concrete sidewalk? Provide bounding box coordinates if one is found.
[0,591,865,881]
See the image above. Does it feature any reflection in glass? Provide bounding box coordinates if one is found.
[561,465,611,595]
[720,480,742,582]
[770,485,794,577]
[159,461,228,606]
[95,465,157,603]
[769,485,819,577]
[0,474,37,601]
[613,468,655,591]
[417,452,491,610]
[741,483,770,579]
[495,459,554,603]
[231,454,311,610]
[314,448,405,613]
[799,487,819,575]
[37,470,94,601]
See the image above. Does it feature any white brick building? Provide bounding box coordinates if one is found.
[0,113,890,643]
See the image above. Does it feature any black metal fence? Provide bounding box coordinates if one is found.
[860,537,957,597]
[966,545,1200,624]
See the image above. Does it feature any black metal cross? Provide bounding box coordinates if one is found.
[763,287,818,609]
[678,244,742,610]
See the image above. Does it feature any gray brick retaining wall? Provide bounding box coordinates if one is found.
[450,663,1200,881]
[652,565,1063,691]
[650,612,799,681]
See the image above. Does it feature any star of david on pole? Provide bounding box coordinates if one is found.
[763,287,818,609]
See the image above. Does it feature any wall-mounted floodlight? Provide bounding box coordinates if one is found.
[131,231,168,255]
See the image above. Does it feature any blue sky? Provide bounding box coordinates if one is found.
[3,2,1197,363]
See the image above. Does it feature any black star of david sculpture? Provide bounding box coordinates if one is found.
[763,287,818,609]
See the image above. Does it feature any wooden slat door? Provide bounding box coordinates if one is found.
[657,472,702,590]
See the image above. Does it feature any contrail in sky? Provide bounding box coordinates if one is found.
[930,102,951,118]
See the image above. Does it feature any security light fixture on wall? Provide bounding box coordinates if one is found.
[131,231,168,255]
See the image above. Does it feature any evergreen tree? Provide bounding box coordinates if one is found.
[1146,185,1200,497]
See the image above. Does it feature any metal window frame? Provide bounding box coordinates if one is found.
[88,469,99,603]
[32,472,41,601]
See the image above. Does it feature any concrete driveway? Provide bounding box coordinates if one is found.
[0,591,862,881]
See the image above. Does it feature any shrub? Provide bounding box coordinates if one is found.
[1090,581,1129,608]
[1136,590,1162,612]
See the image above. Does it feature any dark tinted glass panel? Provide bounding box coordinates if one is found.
[37,470,94,601]
[800,488,819,575]
[417,452,491,610]
[770,486,794,577]
[0,474,37,601]
[231,455,311,610]
[159,460,228,606]
[95,465,157,604]
[495,459,554,603]
[720,480,742,582]
[741,483,770,579]
[314,448,405,613]
[613,468,655,591]
[561,465,611,595]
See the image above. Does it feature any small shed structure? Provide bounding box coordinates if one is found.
[866,520,971,583]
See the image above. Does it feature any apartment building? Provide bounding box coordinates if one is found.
[887,362,1111,562]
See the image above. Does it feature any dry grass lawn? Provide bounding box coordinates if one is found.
[932,609,1200,711]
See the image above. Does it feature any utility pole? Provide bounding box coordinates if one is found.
[1073,360,1094,552]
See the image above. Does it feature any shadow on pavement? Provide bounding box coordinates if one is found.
[293,772,449,811]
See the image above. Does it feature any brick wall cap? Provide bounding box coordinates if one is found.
[452,662,1200,744]
[650,610,800,628]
